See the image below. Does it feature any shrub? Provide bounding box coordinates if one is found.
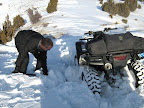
[99,0,103,4]
[122,19,128,24]
[125,0,137,12]
[47,0,58,13]
[0,15,15,44]
[101,0,138,18]
[116,3,130,18]
[135,19,137,21]
[139,0,144,3]
[27,8,42,24]
[109,14,113,18]
[115,21,119,24]
[138,4,141,9]
[102,0,118,15]
[13,15,25,30]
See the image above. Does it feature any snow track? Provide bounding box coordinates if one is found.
[81,60,144,96]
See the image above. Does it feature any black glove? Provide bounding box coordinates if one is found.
[43,72,48,75]
[42,69,48,75]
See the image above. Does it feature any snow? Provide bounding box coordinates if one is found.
[0,0,144,107]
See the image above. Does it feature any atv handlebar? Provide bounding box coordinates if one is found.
[84,28,118,35]
[103,27,117,32]
[84,31,93,35]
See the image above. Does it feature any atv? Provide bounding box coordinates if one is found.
[75,28,144,95]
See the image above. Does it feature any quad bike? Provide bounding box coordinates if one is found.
[75,28,144,95]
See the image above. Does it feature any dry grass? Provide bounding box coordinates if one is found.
[27,8,42,24]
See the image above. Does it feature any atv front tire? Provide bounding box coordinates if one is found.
[81,66,101,95]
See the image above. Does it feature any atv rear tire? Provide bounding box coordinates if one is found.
[131,61,144,87]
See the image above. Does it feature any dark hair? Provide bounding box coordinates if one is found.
[41,38,53,47]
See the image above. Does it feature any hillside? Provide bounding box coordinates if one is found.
[0,0,144,108]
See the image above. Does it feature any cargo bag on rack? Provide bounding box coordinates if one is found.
[87,32,134,55]
[104,32,134,52]
[134,36,144,51]
[87,36,107,55]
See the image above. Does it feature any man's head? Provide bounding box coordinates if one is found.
[40,38,53,51]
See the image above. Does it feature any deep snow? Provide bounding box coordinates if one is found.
[0,0,144,108]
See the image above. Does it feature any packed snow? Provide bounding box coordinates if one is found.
[0,0,144,108]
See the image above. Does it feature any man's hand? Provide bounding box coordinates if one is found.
[43,72,48,75]
[43,69,48,75]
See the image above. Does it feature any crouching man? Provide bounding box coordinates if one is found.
[12,30,53,75]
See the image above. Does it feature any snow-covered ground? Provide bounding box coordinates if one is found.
[0,0,144,108]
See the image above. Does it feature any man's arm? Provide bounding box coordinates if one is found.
[32,50,42,71]
[40,51,48,75]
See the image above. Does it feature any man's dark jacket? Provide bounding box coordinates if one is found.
[15,30,48,75]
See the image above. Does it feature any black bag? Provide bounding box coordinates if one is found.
[134,36,144,50]
[104,32,134,52]
[87,32,134,55]
[87,37,107,55]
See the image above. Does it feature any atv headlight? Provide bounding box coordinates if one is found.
[104,63,112,70]
[79,54,87,65]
